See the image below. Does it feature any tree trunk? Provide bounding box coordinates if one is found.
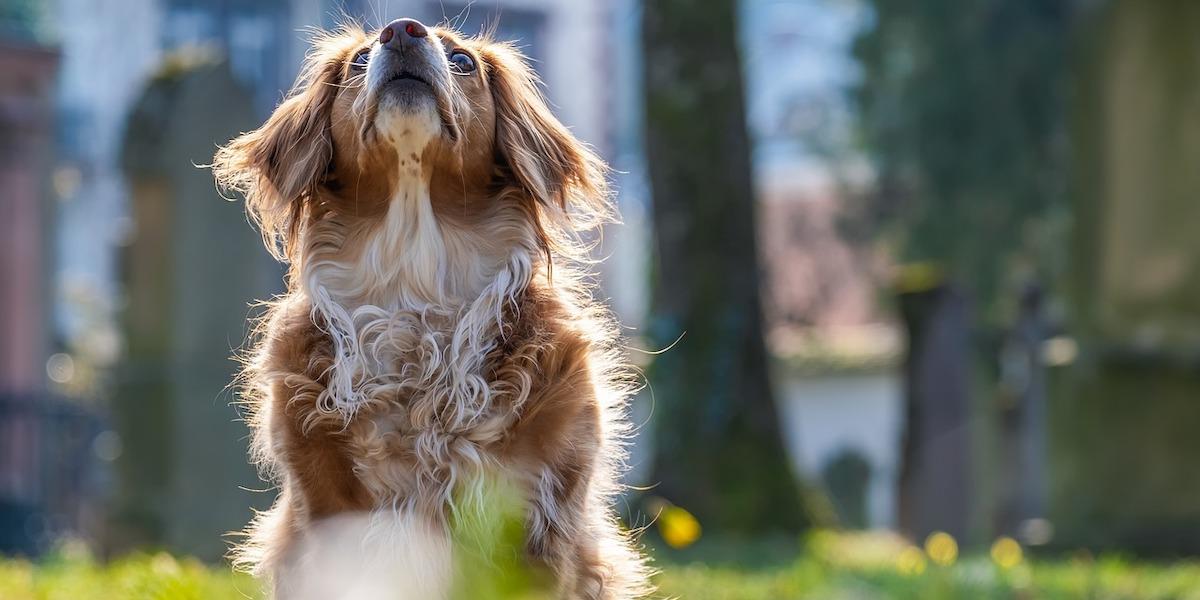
[641,0,809,534]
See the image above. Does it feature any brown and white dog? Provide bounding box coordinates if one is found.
[213,18,650,600]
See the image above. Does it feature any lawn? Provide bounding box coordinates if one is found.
[4,531,1200,599]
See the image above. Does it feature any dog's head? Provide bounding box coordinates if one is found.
[214,19,608,265]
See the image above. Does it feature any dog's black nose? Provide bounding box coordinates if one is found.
[379,18,428,46]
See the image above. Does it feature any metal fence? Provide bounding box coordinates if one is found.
[0,393,105,556]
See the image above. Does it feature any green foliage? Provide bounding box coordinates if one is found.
[853,0,1072,321]
[447,477,554,599]
[7,532,1200,599]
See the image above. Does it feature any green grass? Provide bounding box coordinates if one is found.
[5,532,1200,599]
[0,549,258,600]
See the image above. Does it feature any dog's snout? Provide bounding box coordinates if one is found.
[380,18,428,47]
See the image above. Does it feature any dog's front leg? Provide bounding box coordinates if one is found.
[517,380,646,599]
[528,461,605,599]
[247,298,378,596]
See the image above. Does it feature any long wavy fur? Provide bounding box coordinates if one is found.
[214,22,651,599]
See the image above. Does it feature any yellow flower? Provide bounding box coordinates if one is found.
[924,531,958,567]
[896,546,927,576]
[658,505,702,549]
[990,537,1023,570]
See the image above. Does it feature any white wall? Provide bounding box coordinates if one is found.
[777,372,903,528]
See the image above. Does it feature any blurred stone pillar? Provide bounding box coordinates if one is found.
[0,39,59,556]
[896,282,972,543]
[0,41,58,394]
[114,53,274,559]
[1057,0,1200,554]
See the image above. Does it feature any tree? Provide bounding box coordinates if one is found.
[641,0,811,534]
[853,0,1072,542]
[853,0,1071,324]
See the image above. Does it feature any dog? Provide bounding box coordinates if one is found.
[212,18,650,600]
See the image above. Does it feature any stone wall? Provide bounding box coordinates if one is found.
[1057,0,1200,554]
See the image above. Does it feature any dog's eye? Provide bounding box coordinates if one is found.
[448,50,475,74]
[351,48,370,70]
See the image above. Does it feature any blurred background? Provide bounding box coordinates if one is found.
[2,0,1200,588]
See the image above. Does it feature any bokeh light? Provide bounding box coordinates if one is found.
[658,506,702,549]
[924,532,958,567]
[895,546,927,576]
[990,537,1024,570]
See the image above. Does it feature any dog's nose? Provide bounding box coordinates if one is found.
[379,18,428,46]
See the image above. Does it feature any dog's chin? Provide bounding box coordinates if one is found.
[374,87,443,153]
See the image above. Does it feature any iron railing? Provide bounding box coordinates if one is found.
[0,393,104,556]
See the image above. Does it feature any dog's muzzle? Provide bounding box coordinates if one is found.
[360,18,459,142]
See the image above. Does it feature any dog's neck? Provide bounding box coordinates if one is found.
[298,129,537,417]
[303,177,533,310]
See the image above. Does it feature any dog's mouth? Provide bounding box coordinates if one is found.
[358,61,461,145]
[383,70,432,89]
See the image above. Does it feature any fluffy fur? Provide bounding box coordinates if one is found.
[212,20,650,599]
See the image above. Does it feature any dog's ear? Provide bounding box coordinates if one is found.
[213,49,343,261]
[488,46,609,225]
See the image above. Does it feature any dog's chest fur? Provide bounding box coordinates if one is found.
[292,182,542,512]
[329,302,535,512]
